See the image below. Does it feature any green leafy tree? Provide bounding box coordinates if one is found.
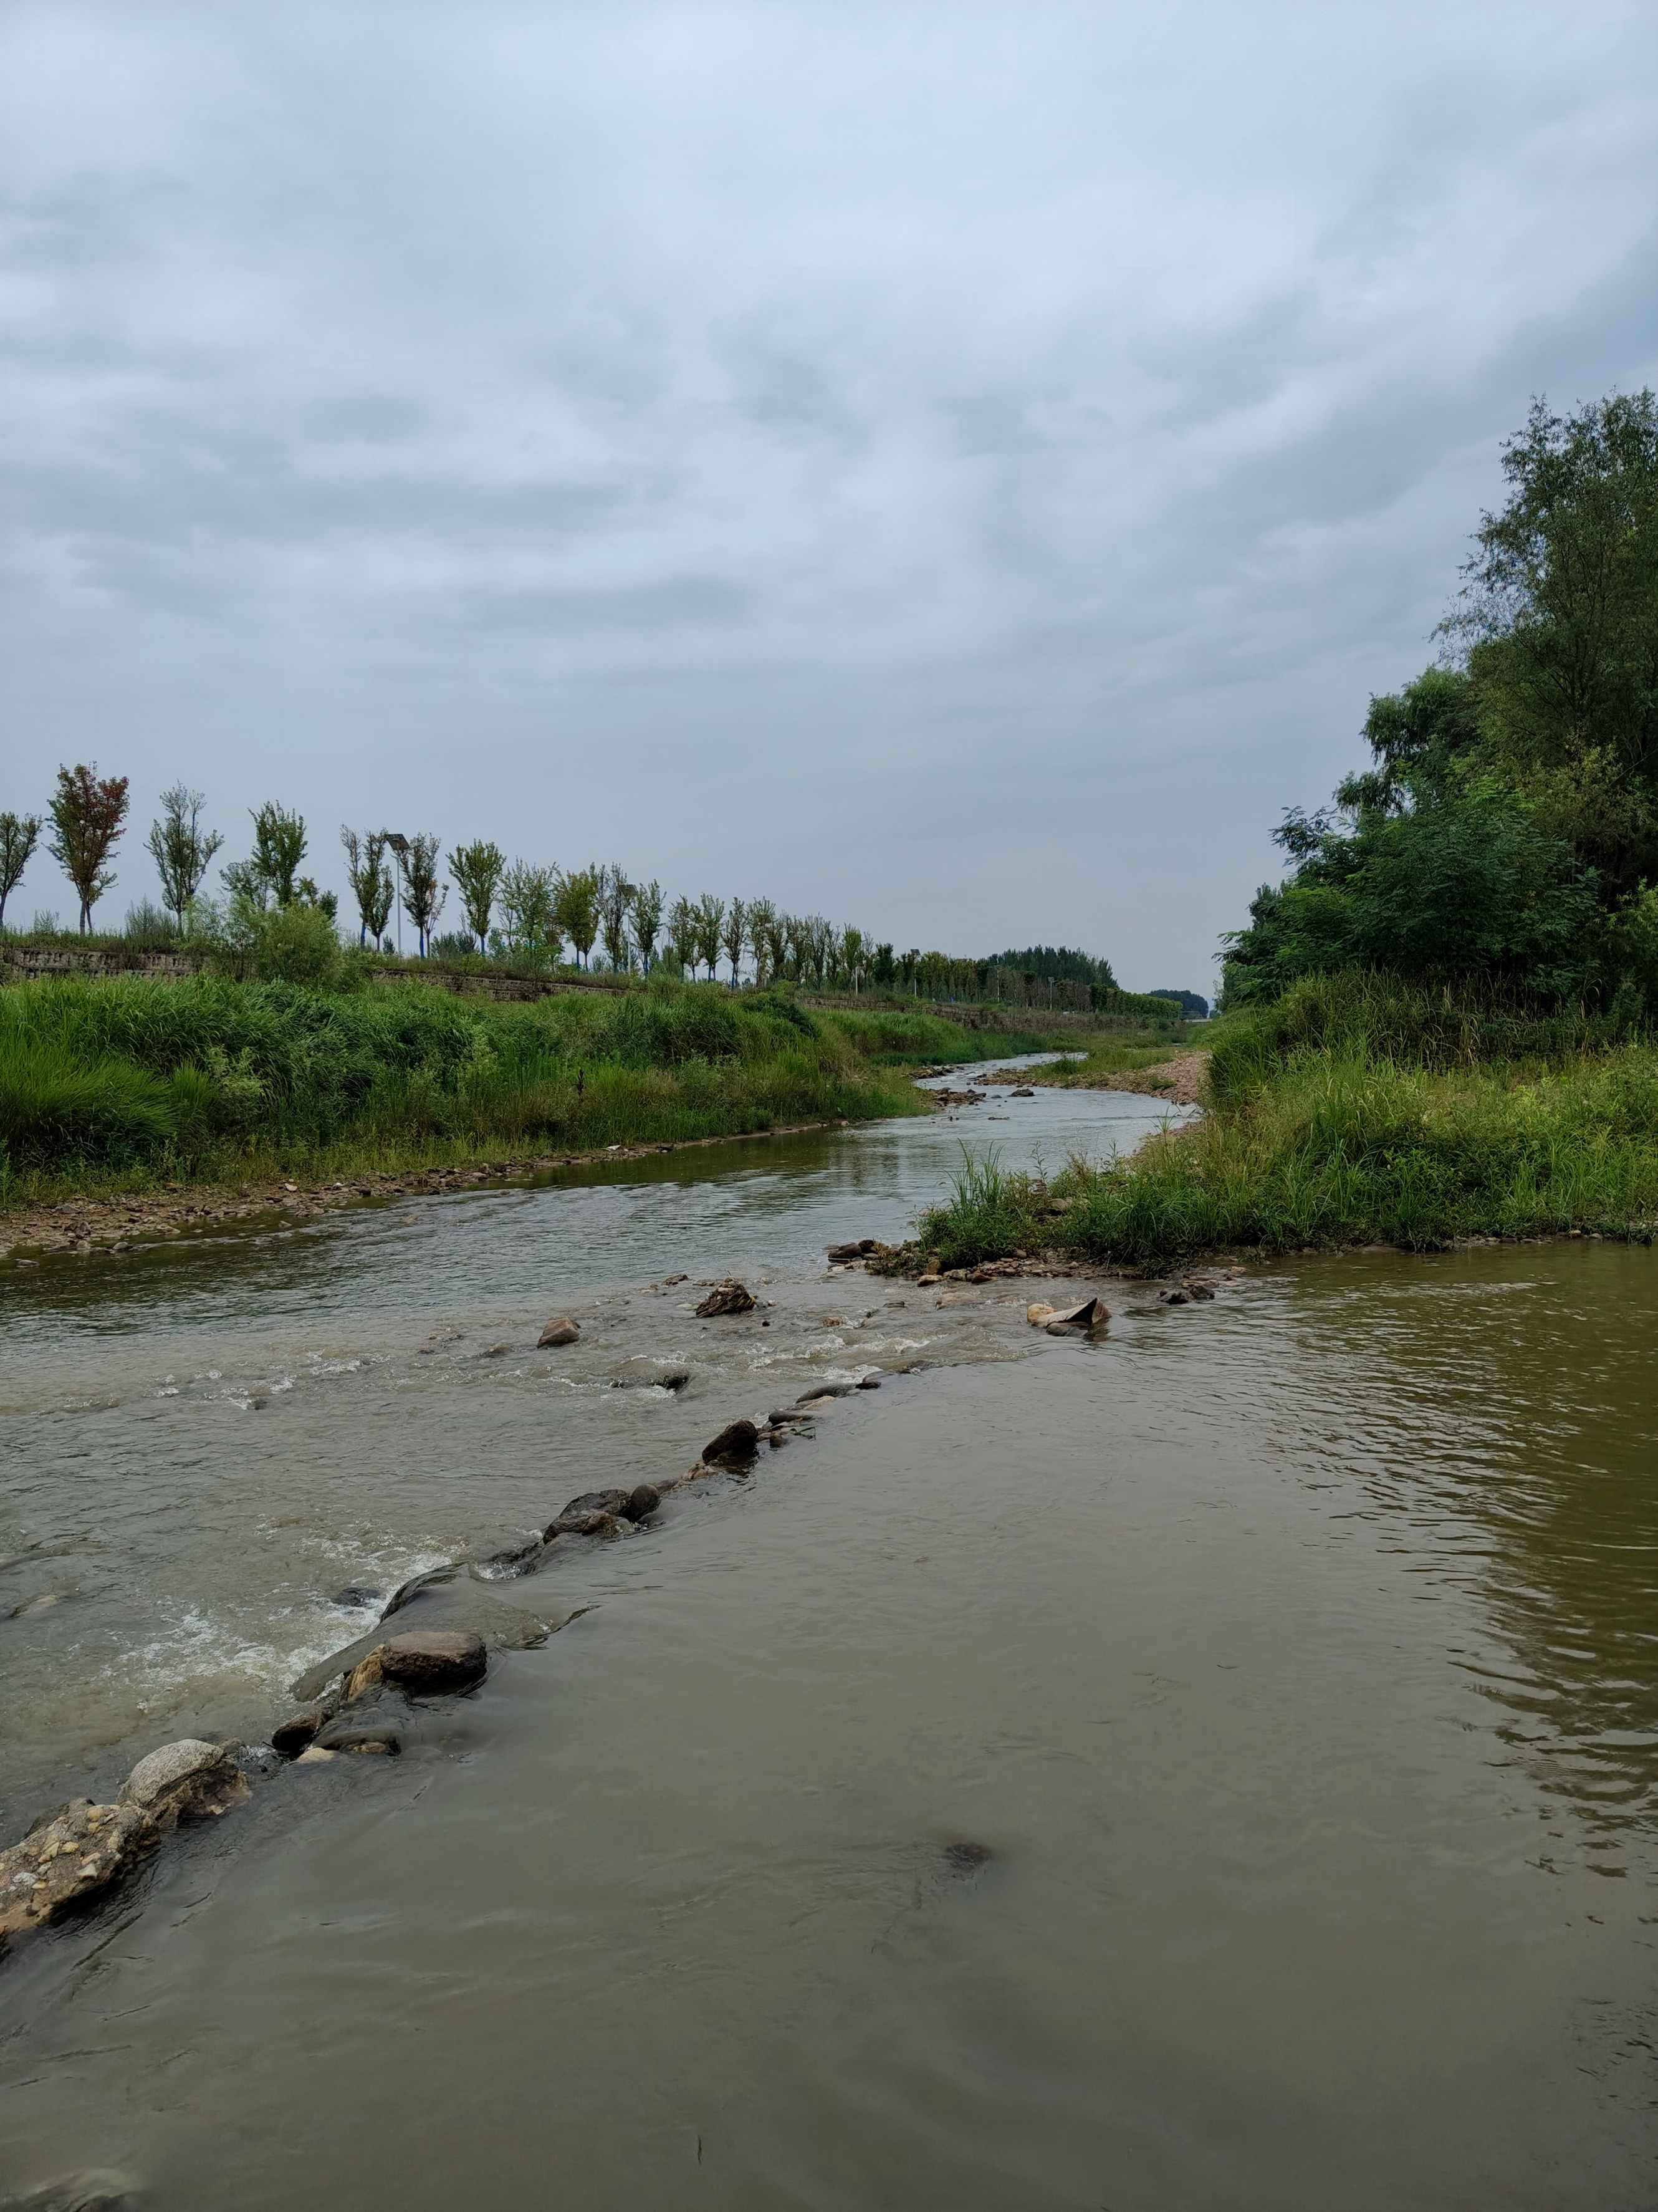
[49,763,130,932]
[450,840,505,953]
[667,893,697,977]
[398,833,446,955]
[341,827,395,948]
[1224,780,1599,1003]
[721,896,747,986]
[1446,390,1658,896]
[871,941,895,989]
[630,879,664,971]
[146,784,223,930]
[746,898,776,985]
[555,865,601,968]
[694,893,724,983]
[499,860,558,961]
[0,812,42,929]
[249,802,307,906]
[598,863,635,971]
[840,924,865,993]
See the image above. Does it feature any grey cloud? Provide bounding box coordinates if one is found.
[1,0,1656,989]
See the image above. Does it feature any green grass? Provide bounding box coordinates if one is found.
[899,973,1658,1272]
[0,974,1039,1205]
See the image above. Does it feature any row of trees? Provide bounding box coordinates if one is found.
[1225,390,1658,1011]
[2,780,1121,1004]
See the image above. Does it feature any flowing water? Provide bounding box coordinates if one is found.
[1,1065,1655,2210]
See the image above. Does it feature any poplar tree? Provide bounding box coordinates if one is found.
[450,840,505,953]
[146,785,223,930]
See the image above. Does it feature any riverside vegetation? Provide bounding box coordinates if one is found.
[0,969,1055,1206]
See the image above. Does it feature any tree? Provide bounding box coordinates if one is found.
[747,898,776,986]
[1222,779,1599,1003]
[249,802,307,906]
[694,894,724,983]
[871,941,895,989]
[630,879,664,971]
[840,925,865,992]
[146,785,223,930]
[0,812,42,929]
[499,860,558,961]
[1445,390,1658,897]
[598,863,635,971]
[49,763,129,932]
[450,840,505,954]
[555,865,601,968]
[667,893,697,977]
[398,833,446,956]
[760,905,787,986]
[721,896,747,986]
[342,827,395,948]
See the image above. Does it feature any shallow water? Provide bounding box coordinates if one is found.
[1,1069,1654,2209]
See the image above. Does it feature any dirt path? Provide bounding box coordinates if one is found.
[990,1049,1209,1107]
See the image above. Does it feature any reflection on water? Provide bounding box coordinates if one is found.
[0,1074,1655,2208]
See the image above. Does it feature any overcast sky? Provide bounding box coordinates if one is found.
[3,1,1656,992]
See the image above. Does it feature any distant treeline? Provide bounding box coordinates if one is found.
[0,791,1182,1015]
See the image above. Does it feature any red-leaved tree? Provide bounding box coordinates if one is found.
[48,763,130,932]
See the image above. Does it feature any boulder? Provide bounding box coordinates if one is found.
[694,1280,755,1317]
[856,1372,883,1389]
[627,1483,663,1520]
[331,1584,381,1609]
[0,1799,156,1948]
[272,1703,337,1758]
[702,1418,759,1466]
[341,1629,487,1701]
[796,1381,856,1401]
[825,1239,879,1261]
[537,1315,581,1348]
[119,1739,249,1830]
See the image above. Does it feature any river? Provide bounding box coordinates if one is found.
[1,1065,1654,2210]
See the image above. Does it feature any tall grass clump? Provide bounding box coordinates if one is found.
[0,972,1009,1198]
[904,971,1658,1272]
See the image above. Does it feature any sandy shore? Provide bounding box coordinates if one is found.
[0,1117,859,1262]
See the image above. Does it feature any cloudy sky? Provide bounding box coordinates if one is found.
[2,1,1656,992]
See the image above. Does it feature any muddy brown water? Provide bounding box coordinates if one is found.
[1,1067,1655,2209]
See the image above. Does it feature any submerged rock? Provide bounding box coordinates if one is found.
[0,1799,156,1950]
[120,1739,249,1829]
[702,1418,759,1466]
[825,1238,879,1260]
[314,1707,404,1755]
[331,1584,381,1609]
[537,1315,581,1347]
[856,1372,883,1389]
[940,1840,994,1878]
[0,2168,141,2210]
[694,1280,755,1317]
